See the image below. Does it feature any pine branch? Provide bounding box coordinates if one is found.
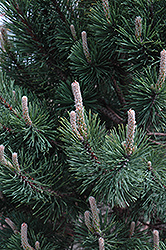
[148,162,166,189]
[5,1,68,81]
[16,170,73,199]
[148,138,166,146]
[111,75,126,106]
[0,93,59,148]
[51,0,68,24]
[0,95,21,119]
[138,218,166,231]
[11,1,44,50]
[83,141,101,164]
[99,106,123,124]
[0,42,31,87]
[1,124,13,133]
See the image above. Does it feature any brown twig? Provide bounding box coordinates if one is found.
[99,106,123,124]
[1,124,13,133]
[148,138,166,146]
[0,96,21,119]
[111,75,126,106]
[13,169,74,198]
[139,218,166,231]
[84,142,101,164]
[147,132,166,136]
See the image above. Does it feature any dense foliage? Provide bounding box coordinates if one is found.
[0,0,165,249]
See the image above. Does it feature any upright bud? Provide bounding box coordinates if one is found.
[81,31,91,63]
[70,24,77,41]
[156,49,166,90]
[0,33,3,49]
[71,80,82,105]
[70,111,83,140]
[76,103,87,137]
[99,237,105,250]
[12,152,21,173]
[5,218,18,234]
[126,109,136,155]
[71,81,87,137]
[35,241,40,250]
[22,96,32,126]
[89,196,101,234]
[102,0,111,21]
[0,27,9,51]
[135,16,142,42]
[0,145,13,169]
[1,27,7,40]
[21,223,34,250]
[148,161,152,170]
[153,230,159,250]
[0,145,7,166]
[12,90,17,103]
[129,221,135,238]
[84,210,95,233]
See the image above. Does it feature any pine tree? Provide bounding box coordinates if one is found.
[0,0,165,249]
